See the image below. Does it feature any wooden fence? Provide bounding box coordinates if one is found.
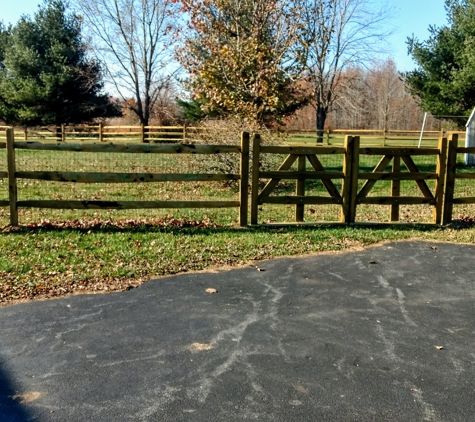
[285,128,466,147]
[1,129,249,226]
[0,125,208,143]
[0,129,472,227]
[0,125,467,146]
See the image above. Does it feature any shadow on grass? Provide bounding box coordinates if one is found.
[1,219,446,237]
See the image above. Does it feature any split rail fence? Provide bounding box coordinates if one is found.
[0,125,206,143]
[1,129,249,226]
[0,125,467,146]
[0,129,471,226]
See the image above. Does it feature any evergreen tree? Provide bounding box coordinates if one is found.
[406,0,475,123]
[0,0,121,126]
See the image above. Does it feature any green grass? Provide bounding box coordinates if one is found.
[2,143,475,306]
[2,220,475,307]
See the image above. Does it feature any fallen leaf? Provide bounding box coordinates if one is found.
[188,343,214,352]
[256,266,265,271]
[430,246,437,250]
[434,345,444,350]
[410,388,419,392]
[205,288,217,294]
[11,392,41,403]
[369,260,376,264]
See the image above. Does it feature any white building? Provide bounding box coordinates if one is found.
[466,107,475,165]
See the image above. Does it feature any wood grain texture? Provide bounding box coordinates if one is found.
[260,196,342,205]
[13,142,240,154]
[16,200,240,209]
[16,171,239,183]
[357,197,436,205]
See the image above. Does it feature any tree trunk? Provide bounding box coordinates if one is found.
[316,107,327,143]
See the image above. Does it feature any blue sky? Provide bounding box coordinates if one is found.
[1,0,448,72]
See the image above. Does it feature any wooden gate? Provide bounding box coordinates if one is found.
[250,135,358,224]
[353,137,447,224]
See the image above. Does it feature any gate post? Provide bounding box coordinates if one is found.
[433,137,447,224]
[239,132,250,227]
[6,128,18,226]
[341,135,359,223]
[443,134,458,225]
[250,134,261,225]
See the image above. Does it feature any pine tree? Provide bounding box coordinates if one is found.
[0,0,121,126]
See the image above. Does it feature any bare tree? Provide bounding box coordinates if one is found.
[296,0,393,141]
[75,0,178,125]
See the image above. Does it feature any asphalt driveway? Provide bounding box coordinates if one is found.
[1,240,475,421]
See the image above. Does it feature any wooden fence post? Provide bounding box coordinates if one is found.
[24,126,28,141]
[295,155,306,222]
[443,134,458,225]
[348,136,360,223]
[250,133,261,225]
[99,122,103,142]
[61,124,66,142]
[6,128,18,226]
[239,132,250,227]
[140,124,145,143]
[390,156,400,221]
[326,128,330,145]
[383,128,387,147]
[433,137,447,224]
[341,136,354,223]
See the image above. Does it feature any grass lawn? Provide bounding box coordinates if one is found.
[1,141,475,307]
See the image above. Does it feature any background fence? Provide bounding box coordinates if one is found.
[0,125,210,143]
[0,125,468,146]
[283,128,467,147]
[1,129,474,227]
